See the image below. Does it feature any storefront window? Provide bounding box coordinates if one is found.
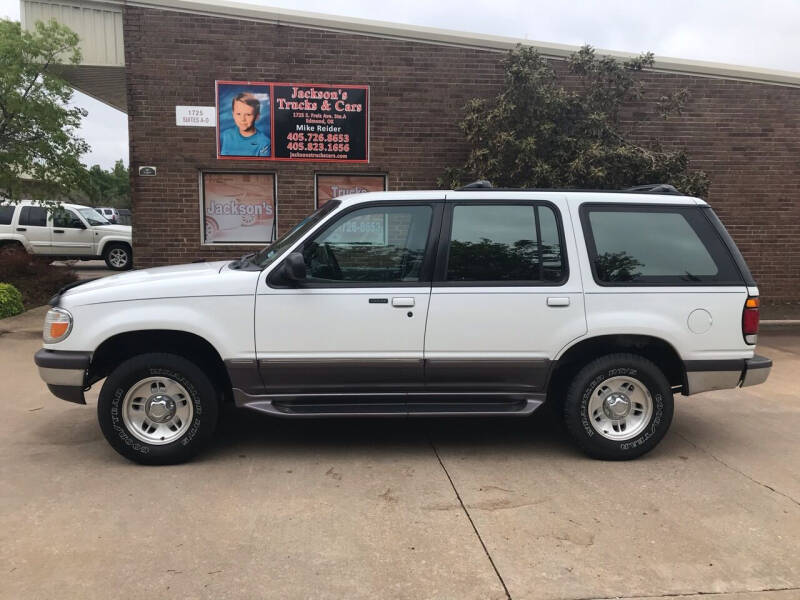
[201,172,276,245]
[315,174,387,208]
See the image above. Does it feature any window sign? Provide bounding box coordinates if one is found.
[216,81,369,163]
[201,172,276,245]
[323,210,388,246]
[315,173,387,208]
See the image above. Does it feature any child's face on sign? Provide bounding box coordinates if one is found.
[233,100,257,134]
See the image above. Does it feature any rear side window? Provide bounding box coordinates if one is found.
[445,203,566,283]
[19,206,47,227]
[581,205,742,285]
[0,205,14,225]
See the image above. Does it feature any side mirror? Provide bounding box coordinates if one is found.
[278,252,307,284]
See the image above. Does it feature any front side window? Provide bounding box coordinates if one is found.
[53,209,84,229]
[303,205,433,284]
[583,205,742,285]
[254,200,340,268]
[445,204,566,283]
[19,206,47,227]
[77,208,110,226]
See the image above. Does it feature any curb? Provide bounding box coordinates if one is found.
[760,320,800,328]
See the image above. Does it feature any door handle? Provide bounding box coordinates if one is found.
[392,297,415,307]
[16,227,26,232]
[53,229,64,233]
[547,297,570,307]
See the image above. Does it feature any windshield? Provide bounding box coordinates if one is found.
[78,207,111,226]
[252,200,340,268]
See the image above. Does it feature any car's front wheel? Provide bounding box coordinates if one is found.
[562,353,674,460]
[98,353,219,465]
[103,243,133,270]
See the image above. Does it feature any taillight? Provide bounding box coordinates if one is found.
[742,297,759,345]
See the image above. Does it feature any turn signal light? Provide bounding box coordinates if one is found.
[742,297,759,345]
[44,307,73,344]
[49,322,69,338]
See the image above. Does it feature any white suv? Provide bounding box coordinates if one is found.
[0,200,133,270]
[33,187,771,464]
[96,207,120,224]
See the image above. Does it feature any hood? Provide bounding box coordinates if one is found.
[59,260,259,306]
[93,224,132,235]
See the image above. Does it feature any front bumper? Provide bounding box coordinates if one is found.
[684,355,772,395]
[34,349,91,404]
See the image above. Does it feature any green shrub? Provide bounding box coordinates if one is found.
[0,283,24,319]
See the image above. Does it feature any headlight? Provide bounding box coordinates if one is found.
[44,307,73,343]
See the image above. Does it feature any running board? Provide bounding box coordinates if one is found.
[233,389,544,418]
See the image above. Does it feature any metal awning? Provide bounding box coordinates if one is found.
[21,0,126,111]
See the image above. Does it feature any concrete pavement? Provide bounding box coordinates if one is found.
[1,308,798,599]
[51,259,116,280]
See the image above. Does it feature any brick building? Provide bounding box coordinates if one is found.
[21,0,800,303]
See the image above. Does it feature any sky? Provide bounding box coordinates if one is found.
[2,0,799,170]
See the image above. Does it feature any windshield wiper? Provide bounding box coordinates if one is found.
[229,252,255,270]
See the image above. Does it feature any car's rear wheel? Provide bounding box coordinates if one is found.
[563,353,674,460]
[103,243,132,270]
[97,353,219,465]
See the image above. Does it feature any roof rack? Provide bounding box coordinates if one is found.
[453,181,684,196]
[457,180,493,190]
[623,184,681,194]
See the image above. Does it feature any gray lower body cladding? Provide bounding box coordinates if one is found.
[683,355,772,395]
[226,357,551,417]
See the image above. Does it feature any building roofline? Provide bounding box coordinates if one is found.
[112,0,800,88]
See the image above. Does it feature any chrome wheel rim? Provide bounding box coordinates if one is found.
[108,248,129,268]
[587,376,653,441]
[122,377,194,445]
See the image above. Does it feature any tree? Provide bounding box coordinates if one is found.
[441,45,708,196]
[0,19,89,202]
[82,160,130,208]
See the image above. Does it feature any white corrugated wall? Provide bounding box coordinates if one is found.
[21,0,124,67]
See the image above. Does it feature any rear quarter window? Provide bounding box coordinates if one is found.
[0,205,14,225]
[580,204,743,286]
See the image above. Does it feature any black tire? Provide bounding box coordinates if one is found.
[103,242,133,271]
[563,353,674,460]
[97,353,219,465]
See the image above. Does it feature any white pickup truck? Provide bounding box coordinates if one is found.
[0,200,133,270]
[33,186,771,464]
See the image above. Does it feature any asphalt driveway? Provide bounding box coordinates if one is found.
[1,309,798,600]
